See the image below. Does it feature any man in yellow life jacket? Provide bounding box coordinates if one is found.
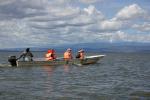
[64,48,73,63]
[76,49,85,60]
[45,49,56,61]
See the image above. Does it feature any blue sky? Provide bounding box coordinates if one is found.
[0,0,150,48]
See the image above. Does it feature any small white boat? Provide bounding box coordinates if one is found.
[8,55,105,67]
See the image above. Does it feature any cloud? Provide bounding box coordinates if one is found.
[0,19,34,48]
[79,0,99,4]
[28,5,105,30]
[0,0,150,48]
[84,17,125,32]
[96,31,150,43]
[0,0,48,20]
[132,23,150,32]
[100,20,123,31]
[83,5,105,19]
[115,4,147,20]
[0,0,16,6]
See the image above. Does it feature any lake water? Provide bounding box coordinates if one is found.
[0,52,150,100]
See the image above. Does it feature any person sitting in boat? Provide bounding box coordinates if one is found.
[45,49,56,61]
[17,48,33,61]
[64,48,73,62]
[76,49,85,60]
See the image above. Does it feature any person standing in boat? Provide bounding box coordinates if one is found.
[76,49,85,60]
[45,49,56,61]
[17,48,34,61]
[64,48,73,64]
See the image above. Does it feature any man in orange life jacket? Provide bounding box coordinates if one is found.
[76,49,85,60]
[45,49,56,61]
[64,48,73,63]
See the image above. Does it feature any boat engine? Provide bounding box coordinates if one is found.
[8,56,17,66]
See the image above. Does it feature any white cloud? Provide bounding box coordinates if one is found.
[132,23,150,32]
[28,5,105,30]
[0,0,150,48]
[85,19,124,32]
[79,0,99,4]
[84,5,97,15]
[115,4,147,20]
[96,31,150,43]
[56,0,71,4]
[82,5,130,32]
[0,19,34,48]
[68,5,105,25]
[47,6,80,17]
[83,5,105,20]
[100,20,123,31]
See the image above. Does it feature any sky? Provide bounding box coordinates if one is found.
[0,0,150,48]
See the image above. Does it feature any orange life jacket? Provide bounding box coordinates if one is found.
[45,52,53,60]
[64,51,72,60]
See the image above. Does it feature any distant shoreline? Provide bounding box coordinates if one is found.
[1,42,150,53]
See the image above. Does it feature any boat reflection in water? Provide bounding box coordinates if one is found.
[42,65,54,99]
[63,65,70,73]
[42,65,55,76]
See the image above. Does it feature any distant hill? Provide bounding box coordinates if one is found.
[0,42,150,53]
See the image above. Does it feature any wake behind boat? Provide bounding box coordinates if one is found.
[8,55,105,67]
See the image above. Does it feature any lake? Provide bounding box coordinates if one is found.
[0,51,150,100]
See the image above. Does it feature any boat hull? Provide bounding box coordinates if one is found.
[15,55,105,67]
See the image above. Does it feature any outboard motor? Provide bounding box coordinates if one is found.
[8,56,17,66]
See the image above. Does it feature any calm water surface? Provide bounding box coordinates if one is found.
[0,52,150,100]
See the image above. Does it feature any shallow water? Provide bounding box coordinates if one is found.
[0,52,150,100]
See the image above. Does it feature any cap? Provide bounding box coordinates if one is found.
[67,48,72,51]
[78,49,84,52]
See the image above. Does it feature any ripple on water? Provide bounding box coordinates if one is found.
[0,53,150,100]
